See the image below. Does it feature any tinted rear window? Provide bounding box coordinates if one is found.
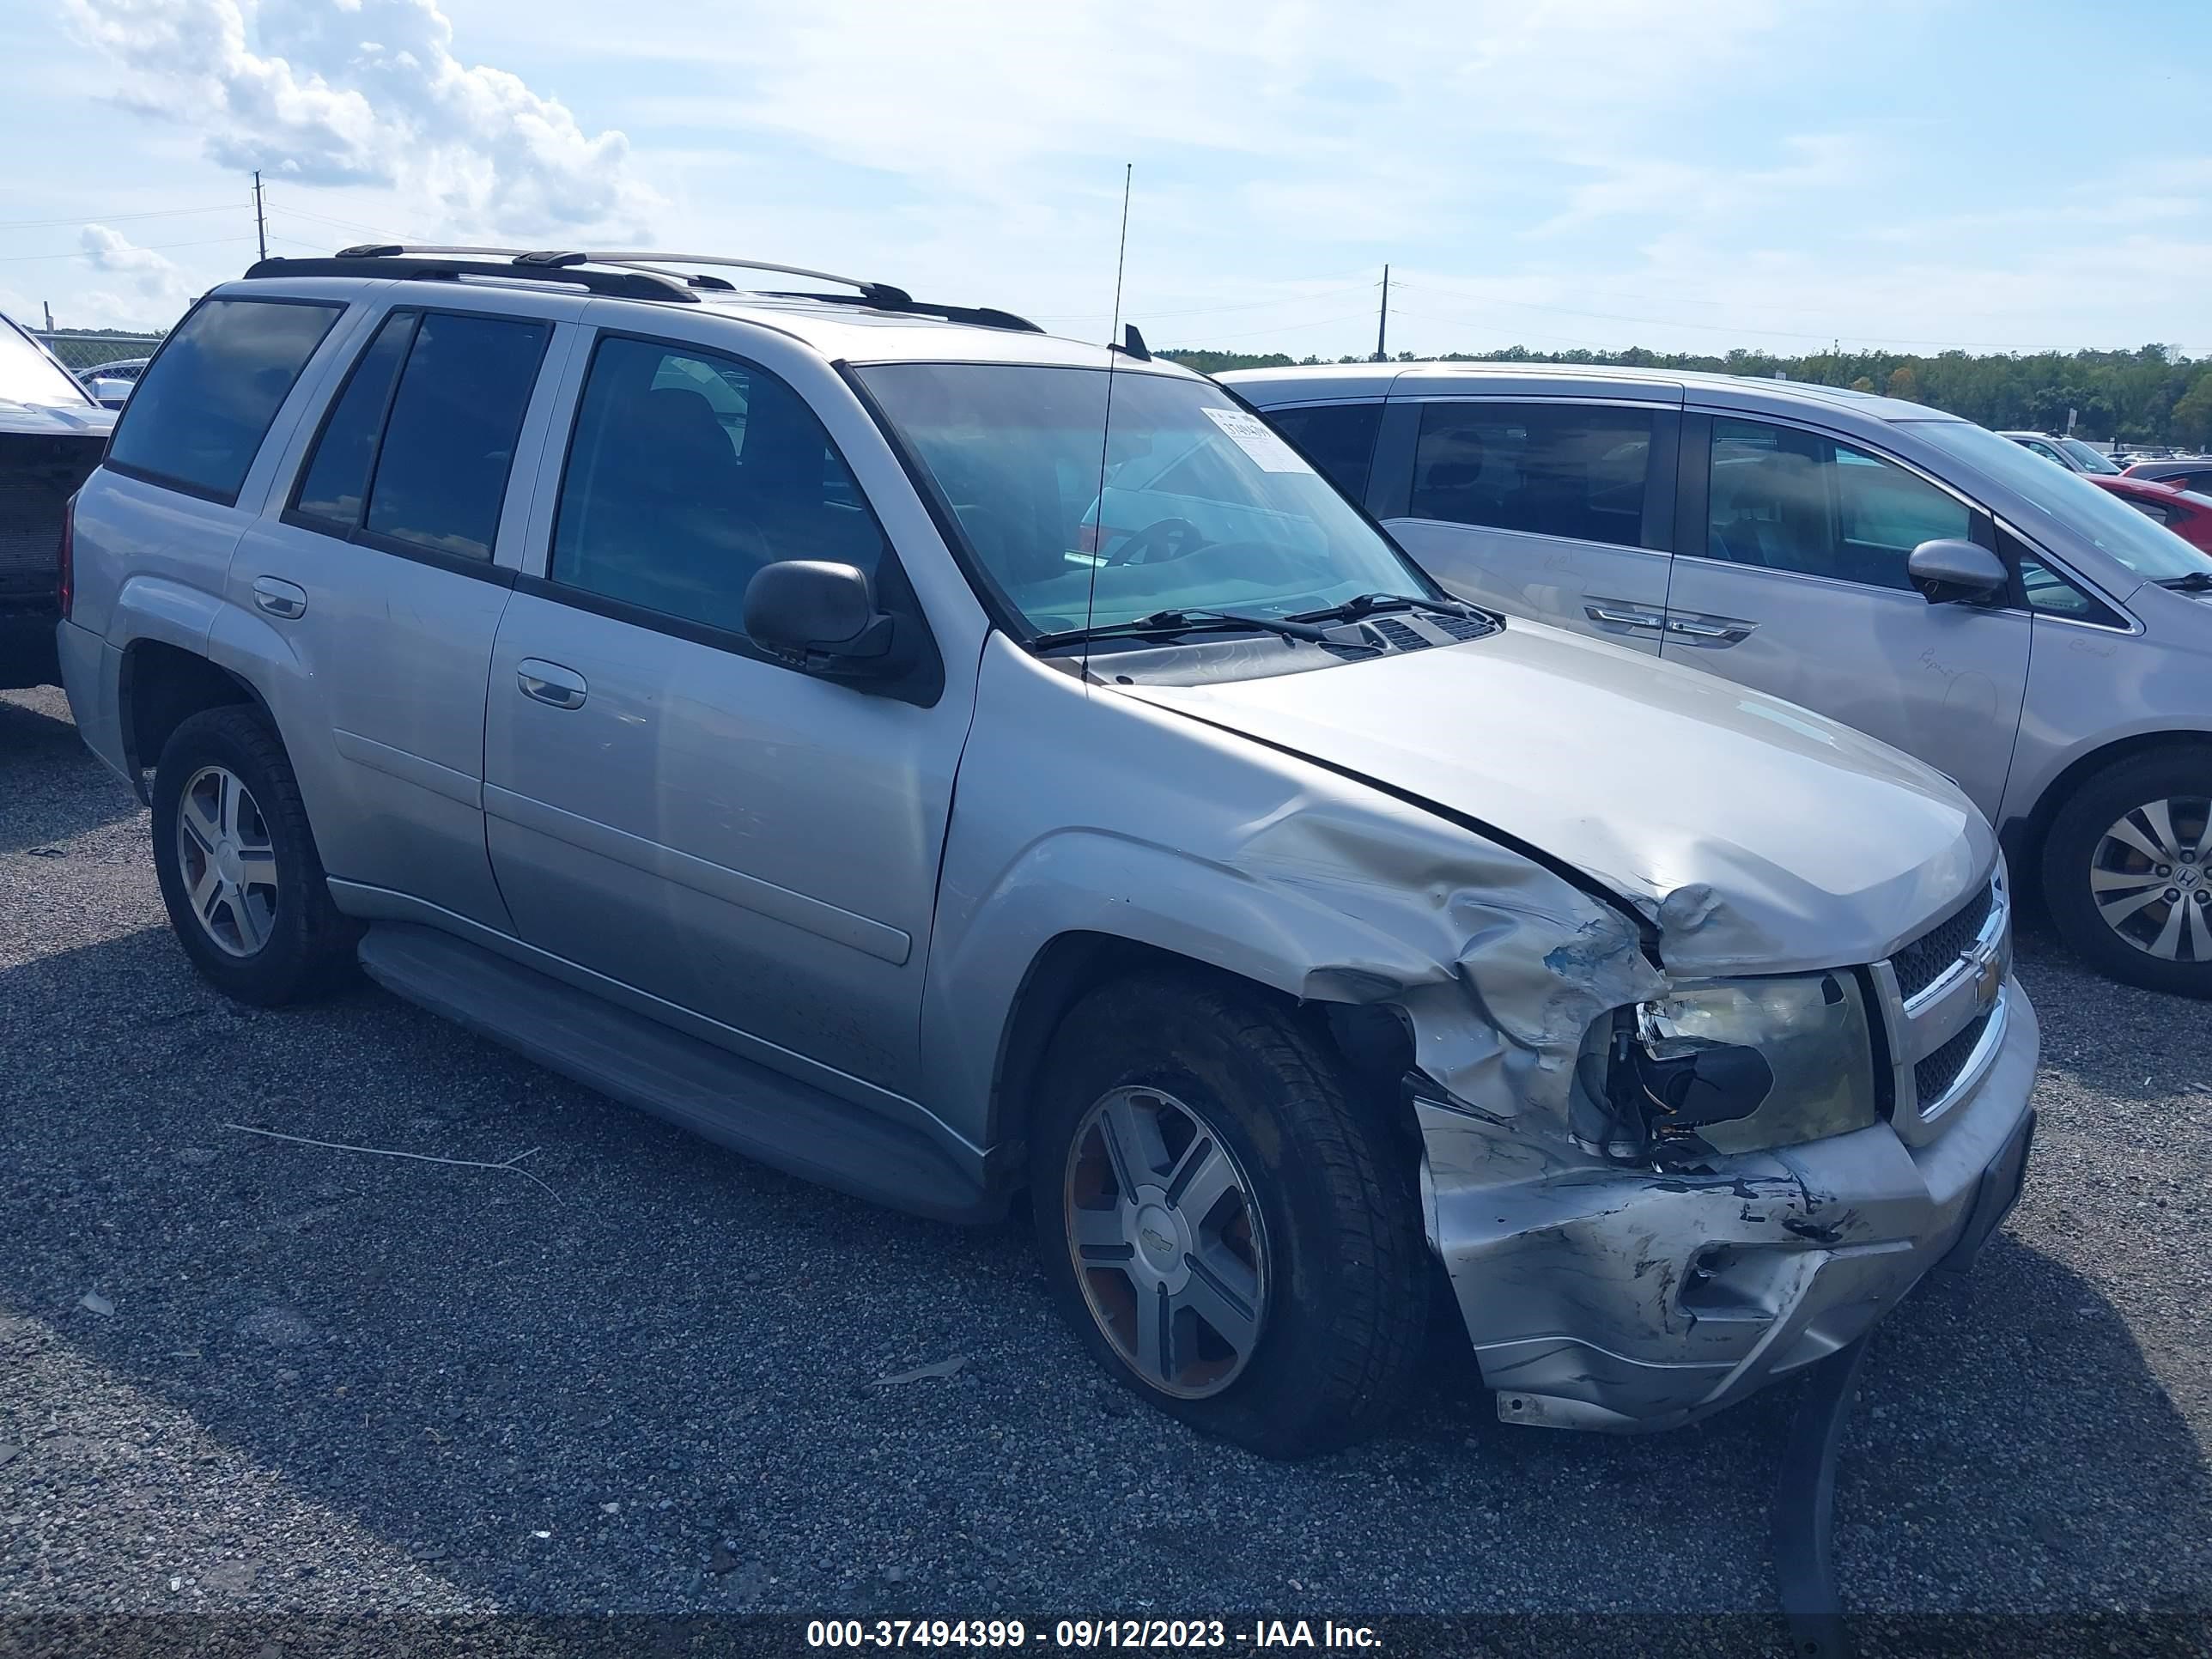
[106,298,341,503]
[361,312,549,560]
[1409,401,1656,549]
[1266,402,1382,504]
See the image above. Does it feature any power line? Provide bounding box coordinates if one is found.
[0,234,258,264]
[0,203,246,232]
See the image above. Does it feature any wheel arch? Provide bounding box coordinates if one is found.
[118,638,271,796]
[2002,728,2212,905]
[984,930,1419,1175]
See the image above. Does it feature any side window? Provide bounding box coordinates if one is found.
[1408,401,1655,549]
[1705,418,1971,590]
[289,308,547,560]
[2008,532,2124,626]
[293,312,416,527]
[106,297,341,502]
[550,335,887,638]
[1266,402,1382,503]
[364,313,550,560]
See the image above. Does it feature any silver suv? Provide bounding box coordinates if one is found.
[1229,364,2212,996]
[60,249,2037,1454]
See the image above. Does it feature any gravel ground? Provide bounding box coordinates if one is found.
[3,682,2209,1645]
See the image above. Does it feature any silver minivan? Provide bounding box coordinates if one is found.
[60,251,2035,1455]
[1228,364,2212,996]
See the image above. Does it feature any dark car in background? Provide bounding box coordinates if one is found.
[1,311,115,689]
[2124,458,2212,496]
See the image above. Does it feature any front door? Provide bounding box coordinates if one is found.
[1381,397,1679,653]
[482,327,969,1099]
[1660,413,2031,821]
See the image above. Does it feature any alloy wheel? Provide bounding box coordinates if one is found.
[2089,794,2212,962]
[175,764,281,958]
[1062,1085,1269,1400]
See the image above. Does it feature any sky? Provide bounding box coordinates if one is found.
[5,0,2209,360]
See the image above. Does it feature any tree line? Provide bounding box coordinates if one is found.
[1165,342,2212,448]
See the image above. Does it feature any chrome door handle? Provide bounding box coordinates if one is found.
[251,576,307,620]
[1663,615,1756,646]
[1585,603,1667,631]
[517,659,587,709]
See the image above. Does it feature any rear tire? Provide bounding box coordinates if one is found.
[1029,970,1428,1458]
[2042,745,2212,997]
[150,705,361,1006]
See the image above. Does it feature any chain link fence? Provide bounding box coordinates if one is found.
[33,331,165,372]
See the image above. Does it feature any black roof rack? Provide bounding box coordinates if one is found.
[239,246,1039,331]
[762,291,1044,334]
[243,250,697,303]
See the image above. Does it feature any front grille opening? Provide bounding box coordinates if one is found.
[1891,882,1996,1001]
[1916,1010,1991,1110]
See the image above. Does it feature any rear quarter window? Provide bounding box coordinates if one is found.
[105,297,342,504]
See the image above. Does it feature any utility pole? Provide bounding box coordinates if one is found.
[253,170,267,263]
[43,301,54,331]
[1374,264,1390,363]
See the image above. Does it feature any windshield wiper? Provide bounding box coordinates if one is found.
[2156,572,2212,591]
[1028,608,1353,652]
[1285,592,1479,625]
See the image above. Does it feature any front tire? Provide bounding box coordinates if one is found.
[2042,745,2212,997]
[1030,971,1428,1458]
[150,705,360,1006]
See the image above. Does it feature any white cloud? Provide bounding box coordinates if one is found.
[64,0,659,240]
[69,222,194,327]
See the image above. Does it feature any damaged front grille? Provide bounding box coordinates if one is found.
[1915,1009,1991,1109]
[1890,881,1996,1002]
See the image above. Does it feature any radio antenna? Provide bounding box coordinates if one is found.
[1081,162,1134,685]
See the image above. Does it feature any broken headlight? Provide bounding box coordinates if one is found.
[1600,972,1881,1156]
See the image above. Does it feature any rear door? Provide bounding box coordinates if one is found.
[1377,395,1680,653]
[230,292,580,929]
[1660,412,2032,819]
[481,319,972,1102]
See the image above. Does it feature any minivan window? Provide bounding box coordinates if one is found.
[362,312,549,561]
[1408,402,1655,550]
[1705,417,1971,591]
[1265,402,1383,504]
[106,298,340,503]
[1915,418,2212,584]
[0,315,94,408]
[550,335,886,636]
[855,363,1433,638]
[2058,438,2122,475]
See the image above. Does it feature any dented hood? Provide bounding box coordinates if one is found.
[1121,620,1993,975]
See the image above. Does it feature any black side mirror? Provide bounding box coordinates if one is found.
[1907,538,2007,605]
[743,561,899,677]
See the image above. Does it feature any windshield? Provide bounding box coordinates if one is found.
[0,317,94,408]
[2059,437,2122,474]
[1914,419,2212,584]
[855,363,1433,639]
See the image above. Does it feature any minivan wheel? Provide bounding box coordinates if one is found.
[150,706,361,1006]
[2043,747,2212,997]
[1030,972,1428,1458]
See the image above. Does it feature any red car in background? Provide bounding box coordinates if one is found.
[2090,474,2212,554]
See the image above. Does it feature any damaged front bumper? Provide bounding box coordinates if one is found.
[1419,977,2039,1432]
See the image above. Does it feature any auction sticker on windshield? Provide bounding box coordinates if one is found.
[1202,406,1314,473]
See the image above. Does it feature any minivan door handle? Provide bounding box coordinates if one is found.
[1662,612,1757,647]
[517,659,587,709]
[1584,602,1666,631]
[251,576,307,620]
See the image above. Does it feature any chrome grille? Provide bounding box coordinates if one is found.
[1891,883,1996,1002]
[1916,1009,1992,1109]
